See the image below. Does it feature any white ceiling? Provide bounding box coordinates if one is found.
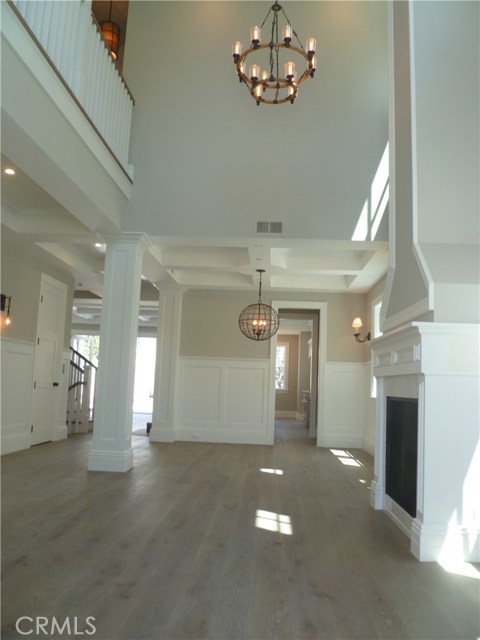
[2,151,388,299]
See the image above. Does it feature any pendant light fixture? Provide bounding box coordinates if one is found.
[101,1,120,61]
[239,270,280,341]
[232,1,317,105]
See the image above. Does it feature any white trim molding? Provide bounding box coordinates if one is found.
[175,357,272,445]
[321,361,370,449]
[0,338,35,455]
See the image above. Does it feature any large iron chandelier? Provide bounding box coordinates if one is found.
[232,2,317,105]
[239,270,280,341]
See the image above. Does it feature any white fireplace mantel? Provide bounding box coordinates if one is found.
[370,322,480,562]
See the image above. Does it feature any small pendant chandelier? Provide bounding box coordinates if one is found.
[232,2,317,105]
[239,270,280,341]
[101,1,120,61]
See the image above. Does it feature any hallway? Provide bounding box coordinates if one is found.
[1,425,478,639]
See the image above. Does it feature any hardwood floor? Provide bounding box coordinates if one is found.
[2,421,479,640]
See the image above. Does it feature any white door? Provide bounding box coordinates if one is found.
[31,275,67,446]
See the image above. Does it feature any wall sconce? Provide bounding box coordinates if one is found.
[352,317,370,343]
[1,294,13,329]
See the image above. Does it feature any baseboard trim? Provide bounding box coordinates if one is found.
[149,427,175,443]
[384,495,412,538]
[411,519,480,562]
[1,431,30,455]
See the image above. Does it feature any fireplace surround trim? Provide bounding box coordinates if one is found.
[371,321,480,561]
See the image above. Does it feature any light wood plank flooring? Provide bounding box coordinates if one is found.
[2,421,479,639]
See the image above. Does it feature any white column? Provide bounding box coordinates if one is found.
[88,233,151,472]
[150,286,184,443]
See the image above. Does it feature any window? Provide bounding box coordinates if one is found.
[275,342,289,391]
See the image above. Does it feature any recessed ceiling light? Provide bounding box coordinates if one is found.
[4,168,15,175]
[94,242,103,248]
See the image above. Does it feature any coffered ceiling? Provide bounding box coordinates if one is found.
[2,152,387,300]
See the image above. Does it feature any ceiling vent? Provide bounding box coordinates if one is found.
[256,221,284,235]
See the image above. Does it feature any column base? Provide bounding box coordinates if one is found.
[88,448,133,472]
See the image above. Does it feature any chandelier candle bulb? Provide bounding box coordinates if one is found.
[285,61,296,79]
[282,24,292,44]
[306,37,317,55]
[250,25,261,45]
[232,41,243,57]
[250,64,260,81]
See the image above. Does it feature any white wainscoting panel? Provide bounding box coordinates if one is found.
[321,361,370,448]
[1,338,34,454]
[177,358,271,444]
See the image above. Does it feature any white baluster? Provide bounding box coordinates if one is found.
[15,1,28,21]
[111,75,123,159]
[40,2,56,55]
[64,2,81,90]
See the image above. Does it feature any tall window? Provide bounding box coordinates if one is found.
[275,342,289,391]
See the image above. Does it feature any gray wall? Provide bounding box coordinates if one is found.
[123,2,388,242]
[180,289,369,362]
[1,237,74,347]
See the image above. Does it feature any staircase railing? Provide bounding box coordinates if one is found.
[68,347,97,433]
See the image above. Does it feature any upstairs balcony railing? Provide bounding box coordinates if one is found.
[10,0,134,176]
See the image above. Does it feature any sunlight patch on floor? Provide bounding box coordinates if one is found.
[438,559,480,580]
[330,449,363,467]
[255,510,293,535]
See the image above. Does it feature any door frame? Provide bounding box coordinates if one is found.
[268,301,327,446]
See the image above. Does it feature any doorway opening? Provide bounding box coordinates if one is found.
[132,337,156,433]
[274,309,319,444]
[270,301,327,447]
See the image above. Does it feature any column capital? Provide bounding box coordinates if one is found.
[99,232,153,252]
[154,282,188,295]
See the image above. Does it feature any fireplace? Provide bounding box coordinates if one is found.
[385,397,418,517]
[371,323,479,561]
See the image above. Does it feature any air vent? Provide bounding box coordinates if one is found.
[256,221,283,234]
